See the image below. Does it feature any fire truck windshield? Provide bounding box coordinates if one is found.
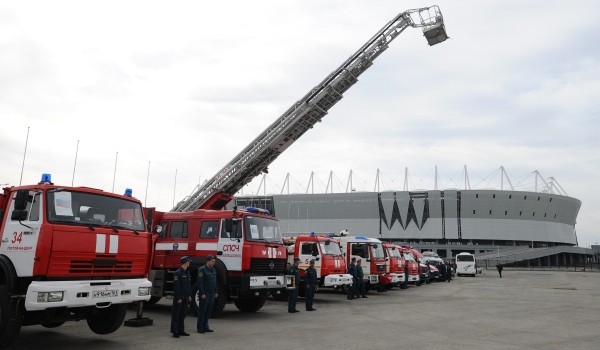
[47,190,145,231]
[320,241,342,256]
[388,248,402,258]
[244,216,282,243]
[404,252,416,262]
[371,244,385,259]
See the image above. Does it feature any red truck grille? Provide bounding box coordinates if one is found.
[69,258,133,274]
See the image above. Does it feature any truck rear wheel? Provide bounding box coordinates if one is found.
[234,296,266,312]
[86,304,127,334]
[0,286,22,349]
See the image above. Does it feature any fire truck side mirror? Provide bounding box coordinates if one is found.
[11,209,28,221]
[14,189,30,211]
[154,225,163,234]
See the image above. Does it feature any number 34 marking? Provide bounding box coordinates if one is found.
[11,232,23,244]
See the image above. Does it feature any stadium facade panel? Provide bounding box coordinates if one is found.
[258,189,580,245]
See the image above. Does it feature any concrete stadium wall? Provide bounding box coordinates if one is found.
[270,189,580,244]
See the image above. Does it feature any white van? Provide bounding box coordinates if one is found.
[455,252,476,277]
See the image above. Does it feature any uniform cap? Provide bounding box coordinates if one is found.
[180,256,190,264]
[293,257,301,262]
[309,259,315,265]
[206,254,216,261]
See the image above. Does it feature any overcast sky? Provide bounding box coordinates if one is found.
[1,0,598,246]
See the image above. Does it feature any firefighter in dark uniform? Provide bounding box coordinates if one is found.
[347,257,357,300]
[197,255,218,333]
[171,256,191,338]
[305,259,318,311]
[356,259,367,298]
[288,257,301,313]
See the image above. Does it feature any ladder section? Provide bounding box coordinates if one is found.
[173,6,447,212]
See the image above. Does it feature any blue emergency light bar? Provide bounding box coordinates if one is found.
[245,207,270,215]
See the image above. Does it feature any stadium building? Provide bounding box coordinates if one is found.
[232,169,597,268]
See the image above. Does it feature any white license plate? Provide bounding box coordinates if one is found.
[265,280,278,285]
[92,290,118,298]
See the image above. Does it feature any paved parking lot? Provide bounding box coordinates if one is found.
[9,270,600,350]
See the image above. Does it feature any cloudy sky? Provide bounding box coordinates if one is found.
[2,1,599,246]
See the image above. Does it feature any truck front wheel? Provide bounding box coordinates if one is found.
[0,286,22,349]
[86,304,127,334]
[234,296,266,312]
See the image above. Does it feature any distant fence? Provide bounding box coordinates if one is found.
[480,259,600,272]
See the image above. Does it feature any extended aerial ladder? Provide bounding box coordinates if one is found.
[172,6,448,212]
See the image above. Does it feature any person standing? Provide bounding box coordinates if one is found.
[288,257,301,313]
[356,259,367,298]
[171,256,191,338]
[305,259,318,311]
[496,264,503,278]
[347,257,358,300]
[400,253,409,289]
[197,255,218,333]
[446,262,452,282]
[439,262,447,282]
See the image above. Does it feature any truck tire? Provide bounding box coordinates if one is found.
[146,296,162,305]
[86,304,127,334]
[212,282,227,317]
[0,286,22,349]
[41,321,66,328]
[234,296,266,312]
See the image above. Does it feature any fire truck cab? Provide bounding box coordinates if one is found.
[333,235,386,291]
[382,243,404,288]
[284,234,352,292]
[0,175,152,348]
[147,206,288,315]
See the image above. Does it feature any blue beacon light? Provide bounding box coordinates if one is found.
[41,173,52,183]
[124,188,133,197]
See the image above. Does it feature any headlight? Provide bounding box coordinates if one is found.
[138,287,151,297]
[37,291,64,302]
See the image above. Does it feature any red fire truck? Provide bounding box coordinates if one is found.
[0,174,152,348]
[146,206,288,314]
[283,234,352,295]
[382,243,404,288]
[145,5,447,314]
[399,245,421,285]
[333,234,386,292]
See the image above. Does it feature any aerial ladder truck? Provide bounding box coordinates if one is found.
[146,6,448,315]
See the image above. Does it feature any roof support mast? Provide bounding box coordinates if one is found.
[172,6,448,212]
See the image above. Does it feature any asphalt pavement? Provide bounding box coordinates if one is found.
[9,270,600,350]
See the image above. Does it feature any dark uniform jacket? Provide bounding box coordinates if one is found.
[356,265,364,280]
[348,262,357,278]
[173,267,191,300]
[289,264,300,288]
[305,266,318,286]
[197,265,217,294]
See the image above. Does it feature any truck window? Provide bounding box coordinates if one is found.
[301,243,317,255]
[351,243,369,259]
[28,193,40,221]
[170,221,188,238]
[200,221,219,238]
